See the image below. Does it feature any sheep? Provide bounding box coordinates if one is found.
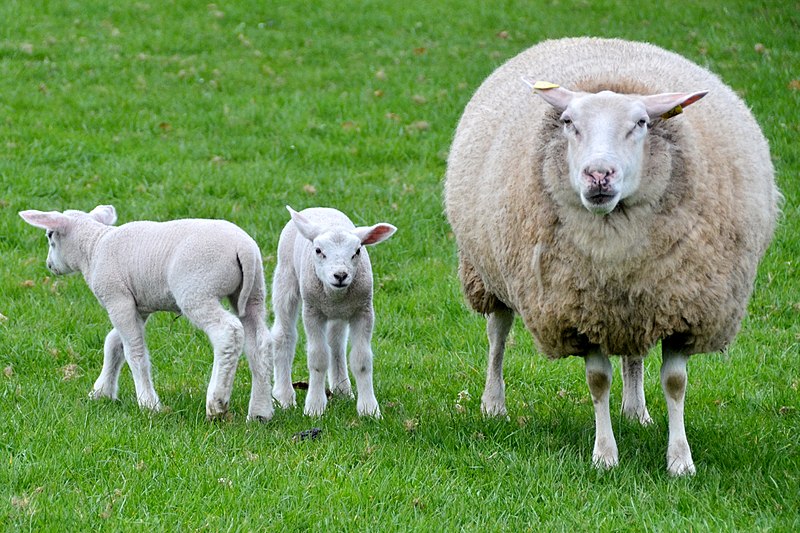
[443,37,780,476]
[19,205,273,422]
[271,206,396,418]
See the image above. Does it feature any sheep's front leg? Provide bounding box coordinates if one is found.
[327,320,353,397]
[661,345,695,476]
[481,307,513,416]
[90,328,126,401]
[303,308,329,417]
[620,356,653,425]
[349,311,380,418]
[108,307,161,411]
[585,352,618,469]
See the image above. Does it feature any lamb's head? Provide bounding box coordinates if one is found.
[19,205,117,275]
[529,80,707,215]
[288,206,396,292]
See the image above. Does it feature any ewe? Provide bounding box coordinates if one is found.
[444,37,779,475]
[20,205,273,421]
[271,206,396,418]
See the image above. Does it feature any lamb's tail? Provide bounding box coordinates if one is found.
[236,241,263,318]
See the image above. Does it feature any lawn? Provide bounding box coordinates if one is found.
[1,0,798,530]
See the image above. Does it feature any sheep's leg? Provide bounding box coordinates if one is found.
[303,308,329,417]
[241,303,274,422]
[327,320,353,397]
[107,307,161,411]
[348,311,380,418]
[481,307,513,416]
[90,328,126,401]
[183,302,244,420]
[271,280,300,409]
[661,345,695,476]
[620,356,653,425]
[585,352,618,469]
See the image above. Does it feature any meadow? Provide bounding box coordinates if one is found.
[1,0,798,530]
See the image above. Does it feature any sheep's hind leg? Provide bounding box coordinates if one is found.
[481,307,513,417]
[241,302,274,422]
[661,343,695,476]
[585,351,619,469]
[620,356,653,425]
[184,302,244,420]
[90,328,126,401]
[271,282,300,409]
[349,312,380,418]
[327,320,353,398]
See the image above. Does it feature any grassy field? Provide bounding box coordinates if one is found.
[1,0,798,530]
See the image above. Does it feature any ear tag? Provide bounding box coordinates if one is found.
[661,105,683,120]
[532,80,560,90]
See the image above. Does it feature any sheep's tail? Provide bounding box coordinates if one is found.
[236,242,262,318]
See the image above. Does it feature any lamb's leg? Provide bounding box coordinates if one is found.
[349,311,380,418]
[271,283,300,409]
[183,302,244,420]
[107,306,161,411]
[620,356,653,425]
[241,303,274,422]
[661,344,695,476]
[303,308,329,417]
[327,320,353,397]
[585,351,618,469]
[481,307,513,416]
[90,328,126,401]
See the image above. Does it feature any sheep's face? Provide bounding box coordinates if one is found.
[533,83,708,216]
[310,231,364,292]
[43,228,76,275]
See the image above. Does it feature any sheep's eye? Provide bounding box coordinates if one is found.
[315,247,326,258]
[46,230,53,239]
[637,118,648,128]
[352,247,361,259]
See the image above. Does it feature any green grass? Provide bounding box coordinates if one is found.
[1,0,798,530]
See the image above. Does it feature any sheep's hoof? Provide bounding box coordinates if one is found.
[88,388,116,401]
[480,401,508,418]
[206,398,230,420]
[247,412,273,424]
[667,443,696,476]
[592,440,619,470]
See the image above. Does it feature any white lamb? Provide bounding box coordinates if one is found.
[271,206,396,418]
[19,205,273,421]
[444,37,780,475]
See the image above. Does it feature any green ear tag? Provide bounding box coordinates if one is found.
[661,105,683,120]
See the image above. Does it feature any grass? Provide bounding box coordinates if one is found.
[1,0,798,530]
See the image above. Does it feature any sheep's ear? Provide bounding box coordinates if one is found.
[523,78,575,112]
[642,90,708,120]
[19,210,69,231]
[89,205,117,225]
[287,206,322,241]
[353,223,397,246]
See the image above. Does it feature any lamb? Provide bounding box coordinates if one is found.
[443,37,780,476]
[271,206,396,418]
[19,205,273,422]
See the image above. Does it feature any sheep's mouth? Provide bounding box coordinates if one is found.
[584,192,617,205]
[582,191,620,215]
[331,281,349,289]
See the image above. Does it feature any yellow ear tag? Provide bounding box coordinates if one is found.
[661,105,683,120]
[532,81,560,90]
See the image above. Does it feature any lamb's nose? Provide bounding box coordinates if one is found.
[333,272,348,283]
[583,165,617,189]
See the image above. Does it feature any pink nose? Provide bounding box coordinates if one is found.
[583,165,617,190]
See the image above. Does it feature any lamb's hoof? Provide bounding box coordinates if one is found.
[303,398,327,417]
[273,388,296,409]
[622,405,654,426]
[247,412,273,424]
[357,401,381,419]
[206,398,230,420]
[592,440,619,470]
[667,443,696,476]
[480,400,508,418]
[89,388,116,401]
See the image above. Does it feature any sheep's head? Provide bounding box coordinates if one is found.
[19,205,117,275]
[528,79,707,215]
[287,206,396,292]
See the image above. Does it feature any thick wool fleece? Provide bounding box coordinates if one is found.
[445,37,779,358]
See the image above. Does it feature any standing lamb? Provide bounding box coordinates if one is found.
[444,37,779,475]
[271,206,396,418]
[19,205,273,422]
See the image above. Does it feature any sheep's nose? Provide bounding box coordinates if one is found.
[583,165,617,190]
[333,271,348,283]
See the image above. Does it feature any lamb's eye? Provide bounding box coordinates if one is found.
[637,118,648,128]
[315,247,325,258]
[352,247,361,259]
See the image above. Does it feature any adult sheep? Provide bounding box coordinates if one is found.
[444,37,779,476]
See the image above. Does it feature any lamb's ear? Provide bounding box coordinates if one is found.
[353,223,397,246]
[641,90,708,120]
[287,206,322,242]
[89,205,117,225]
[19,210,69,231]
[523,78,576,112]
